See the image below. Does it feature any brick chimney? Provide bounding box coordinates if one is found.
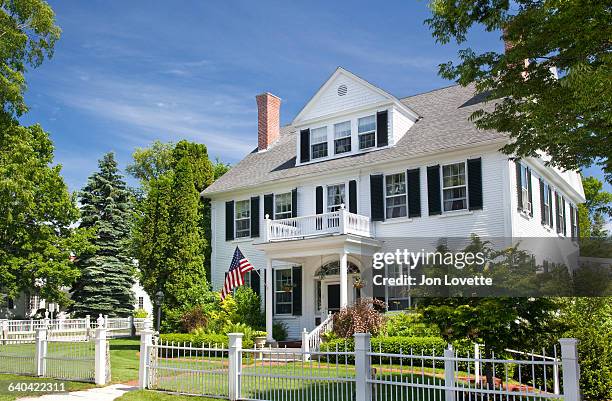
[256,92,281,151]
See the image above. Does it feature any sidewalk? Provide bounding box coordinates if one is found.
[18,384,137,401]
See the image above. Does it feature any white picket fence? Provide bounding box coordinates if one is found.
[138,329,580,401]
[0,316,112,384]
[0,316,147,342]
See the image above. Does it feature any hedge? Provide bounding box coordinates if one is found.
[160,332,254,349]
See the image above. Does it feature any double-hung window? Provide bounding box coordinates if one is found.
[358,115,376,150]
[519,164,531,212]
[138,297,144,309]
[385,173,407,218]
[571,206,579,238]
[235,199,251,238]
[327,184,345,212]
[311,127,328,159]
[274,268,293,314]
[442,162,467,211]
[274,192,292,219]
[556,193,565,234]
[334,121,352,154]
[386,263,411,311]
[542,183,551,226]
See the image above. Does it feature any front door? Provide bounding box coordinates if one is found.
[327,284,341,313]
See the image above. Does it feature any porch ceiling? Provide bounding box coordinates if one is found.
[253,234,381,262]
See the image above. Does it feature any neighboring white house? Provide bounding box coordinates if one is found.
[201,67,585,341]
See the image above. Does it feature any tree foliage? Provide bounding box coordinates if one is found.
[427,0,612,181]
[0,0,61,120]
[70,153,135,317]
[0,122,92,306]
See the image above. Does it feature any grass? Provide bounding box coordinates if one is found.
[109,337,141,384]
[116,389,220,400]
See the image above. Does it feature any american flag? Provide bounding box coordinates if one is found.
[221,247,254,300]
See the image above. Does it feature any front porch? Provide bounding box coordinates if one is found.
[254,223,380,342]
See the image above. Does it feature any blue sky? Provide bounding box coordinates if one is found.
[20,0,609,195]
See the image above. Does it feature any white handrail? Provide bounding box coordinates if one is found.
[302,312,334,359]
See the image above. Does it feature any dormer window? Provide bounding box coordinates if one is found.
[334,121,351,154]
[358,115,376,150]
[311,127,328,159]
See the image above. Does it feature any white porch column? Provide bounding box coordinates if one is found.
[339,251,348,308]
[265,258,274,342]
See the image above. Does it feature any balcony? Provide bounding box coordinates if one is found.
[264,206,373,242]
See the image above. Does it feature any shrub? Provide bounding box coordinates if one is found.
[273,321,288,341]
[320,336,447,363]
[233,287,265,329]
[385,312,440,337]
[180,305,209,332]
[160,331,253,349]
[332,298,386,338]
[133,308,148,318]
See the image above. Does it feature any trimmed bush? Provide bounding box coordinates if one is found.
[160,332,253,349]
[321,336,447,363]
[385,312,440,337]
[273,321,288,341]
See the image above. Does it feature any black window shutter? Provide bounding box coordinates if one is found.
[376,110,389,147]
[264,193,274,220]
[555,192,561,233]
[270,269,274,316]
[370,174,384,221]
[348,180,357,214]
[527,168,533,216]
[250,196,260,237]
[300,129,310,163]
[515,162,523,211]
[316,186,324,214]
[575,206,580,239]
[548,187,554,229]
[250,271,260,299]
[225,201,234,241]
[562,198,566,236]
[291,188,298,217]
[292,266,302,316]
[427,165,441,215]
[570,206,575,239]
[407,168,421,217]
[467,158,483,211]
[539,179,545,225]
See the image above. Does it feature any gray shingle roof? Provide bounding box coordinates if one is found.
[202,84,505,196]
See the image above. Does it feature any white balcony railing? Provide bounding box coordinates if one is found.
[264,205,373,242]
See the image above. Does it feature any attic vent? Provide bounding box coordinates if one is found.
[337,84,348,96]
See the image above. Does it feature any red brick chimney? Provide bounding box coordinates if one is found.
[256,93,281,151]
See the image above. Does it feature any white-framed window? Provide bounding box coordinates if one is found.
[274,192,292,220]
[327,184,345,212]
[442,162,467,211]
[542,182,551,226]
[235,199,251,238]
[386,263,411,311]
[385,173,407,218]
[275,268,293,315]
[138,297,144,309]
[556,193,565,234]
[311,126,328,159]
[358,115,376,150]
[333,121,352,154]
[571,205,579,238]
[243,271,252,288]
[519,164,531,213]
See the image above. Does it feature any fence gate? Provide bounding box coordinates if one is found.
[43,338,96,382]
[145,337,229,398]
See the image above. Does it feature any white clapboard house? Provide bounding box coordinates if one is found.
[201,67,585,341]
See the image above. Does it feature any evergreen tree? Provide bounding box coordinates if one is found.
[70,153,135,317]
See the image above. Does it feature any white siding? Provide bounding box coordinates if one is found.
[390,106,414,146]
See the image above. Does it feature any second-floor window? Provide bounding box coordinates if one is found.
[358,115,376,150]
[275,192,292,219]
[235,199,250,238]
[385,173,407,218]
[334,121,351,154]
[542,182,551,226]
[327,184,345,212]
[311,127,328,159]
[442,162,467,211]
[519,164,531,213]
[556,193,565,234]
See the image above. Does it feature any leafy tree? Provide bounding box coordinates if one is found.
[578,175,612,238]
[0,0,61,120]
[558,298,612,401]
[70,153,135,317]
[0,122,93,306]
[426,0,612,181]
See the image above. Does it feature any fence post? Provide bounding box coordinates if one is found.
[35,327,47,376]
[444,346,456,401]
[228,333,243,401]
[138,319,154,389]
[354,333,371,401]
[301,329,310,361]
[474,343,480,383]
[560,338,580,401]
[1,320,8,344]
[129,315,135,337]
[94,315,108,385]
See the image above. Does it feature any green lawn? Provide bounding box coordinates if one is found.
[116,390,220,401]
[109,337,141,384]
